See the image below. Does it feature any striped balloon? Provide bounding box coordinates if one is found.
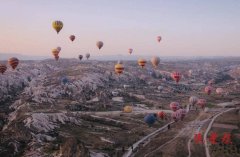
[52,21,63,34]
[171,71,181,83]
[170,102,180,112]
[189,96,198,106]
[0,64,7,74]
[8,57,19,70]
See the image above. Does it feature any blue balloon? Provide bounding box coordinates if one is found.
[144,113,157,125]
[61,77,69,85]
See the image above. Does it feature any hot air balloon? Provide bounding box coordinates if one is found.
[144,113,157,126]
[178,109,187,120]
[117,60,123,64]
[52,21,63,34]
[86,53,90,60]
[205,86,212,95]
[8,57,19,70]
[56,47,61,52]
[61,76,69,85]
[188,70,193,77]
[138,58,146,68]
[69,35,75,42]
[171,72,181,83]
[79,55,83,61]
[151,56,160,68]
[171,111,181,122]
[0,64,7,74]
[157,111,165,120]
[52,48,60,61]
[115,63,124,75]
[96,41,104,50]
[170,102,180,112]
[157,36,162,43]
[216,88,224,95]
[197,99,206,109]
[123,106,133,113]
[189,96,198,106]
[128,48,133,54]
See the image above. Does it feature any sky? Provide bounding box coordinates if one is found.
[0,0,240,58]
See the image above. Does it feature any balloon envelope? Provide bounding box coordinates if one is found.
[151,56,160,68]
[0,64,7,74]
[144,114,156,125]
[96,41,104,50]
[52,21,63,34]
[69,35,75,42]
[8,57,19,70]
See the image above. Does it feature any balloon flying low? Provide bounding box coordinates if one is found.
[8,57,19,70]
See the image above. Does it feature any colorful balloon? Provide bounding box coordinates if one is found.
[52,48,60,61]
[69,35,75,42]
[128,48,133,54]
[171,72,181,83]
[138,58,146,68]
[115,63,124,75]
[52,21,63,34]
[0,64,7,74]
[8,57,19,70]
[178,109,187,120]
[170,102,180,112]
[96,41,104,50]
[171,111,181,122]
[151,56,160,68]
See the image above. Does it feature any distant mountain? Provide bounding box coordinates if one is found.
[0,53,48,60]
[1,53,238,61]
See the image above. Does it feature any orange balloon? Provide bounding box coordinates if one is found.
[138,58,146,68]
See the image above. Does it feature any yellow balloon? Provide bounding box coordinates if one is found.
[115,63,124,75]
[123,106,133,113]
[52,21,63,34]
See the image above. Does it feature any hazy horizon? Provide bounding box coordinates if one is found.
[0,0,240,58]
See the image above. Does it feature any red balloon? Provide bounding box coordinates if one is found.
[170,102,180,112]
[205,86,212,95]
[171,72,181,83]
[157,111,165,120]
